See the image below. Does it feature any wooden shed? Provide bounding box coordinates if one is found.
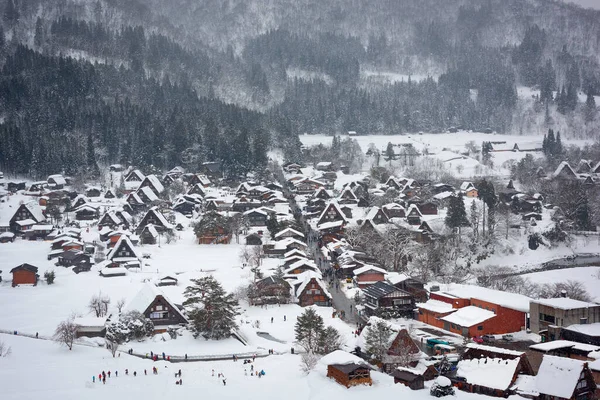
[393,369,425,390]
[10,263,39,287]
[327,363,372,388]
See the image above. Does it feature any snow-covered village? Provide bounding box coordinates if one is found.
[3,0,600,399]
[2,129,600,400]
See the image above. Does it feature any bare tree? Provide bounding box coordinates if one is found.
[300,351,320,374]
[239,246,253,269]
[228,214,243,244]
[250,245,265,267]
[53,319,79,350]
[89,292,111,317]
[0,341,12,357]
[116,298,126,314]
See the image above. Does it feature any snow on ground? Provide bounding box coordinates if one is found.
[361,70,438,83]
[0,332,532,400]
[522,267,600,301]
[299,132,591,178]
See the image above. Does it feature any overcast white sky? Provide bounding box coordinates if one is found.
[564,0,600,10]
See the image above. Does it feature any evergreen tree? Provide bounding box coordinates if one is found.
[585,91,597,123]
[385,142,395,161]
[295,308,325,353]
[575,192,592,231]
[266,213,280,239]
[3,0,19,25]
[364,320,392,362]
[319,326,344,354]
[183,276,239,340]
[34,17,44,48]
[445,194,470,236]
[470,200,479,239]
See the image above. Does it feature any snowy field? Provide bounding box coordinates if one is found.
[300,132,592,178]
[0,332,536,400]
[523,267,600,302]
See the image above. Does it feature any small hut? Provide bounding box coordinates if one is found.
[322,350,373,388]
[393,369,425,390]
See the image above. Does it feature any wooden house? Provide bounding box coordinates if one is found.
[316,161,335,172]
[10,263,39,287]
[274,227,305,241]
[313,187,332,200]
[296,276,332,307]
[71,195,88,210]
[294,178,325,195]
[317,202,347,227]
[418,202,438,215]
[98,211,122,230]
[353,265,386,289]
[124,284,188,332]
[157,276,178,287]
[74,205,99,221]
[73,317,107,338]
[125,192,146,210]
[139,224,160,245]
[136,186,159,204]
[136,207,173,234]
[189,173,211,188]
[9,202,46,233]
[364,207,389,225]
[104,188,116,199]
[327,363,372,388]
[382,203,406,219]
[249,276,291,305]
[385,176,403,190]
[406,204,422,225]
[245,233,263,245]
[363,281,414,317]
[536,355,597,400]
[107,236,140,266]
[453,355,533,398]
[552,161,578,180]
[187,183,206,197]
[85,187,102,198]
[244,209,268,226]
[57,250,92,269]
[338,187,359,204]
[393,370,425,390]
[6,181,26,192]
[460,182,478,197]
[195,213,232,244]
[382,329,421,373]
[47,174,67,189]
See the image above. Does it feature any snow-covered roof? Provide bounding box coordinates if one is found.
[433,191,454,200]
[145,175,164,193]
[284,249,307,258]
[317,220,345,230]
[533,297,599,310]
[530,340,600,353]
[536,355,586,399]
[47,174,67,186]
[551,161,577,179]
[124,283,184,320]
[406,204,422,217]
[137,186,158,202]
[296,274,331,299]
[274,227,305,238]
[99,266,127,276]
[416,299,456,314]
[142,224,159,238]
[0,232,15,238]
[16,219,36,226]
[456,357,520,390]
[316,162,332,167]
[444,284,532,312]
[466,343,524,357]
[145,207,173,229]
[73,316,108,328]
[108,236,141,262]
[563,322,600,337]
[353,265,387,276]
[512,374,539,396]
[31,224,53,230]
[23,201,46,222]
[440,306,495,327]
[318,350,369,367]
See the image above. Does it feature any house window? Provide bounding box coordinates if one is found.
[576,380,587,390]
[451,324,456,329]
[477,325,483,331]
[150,311,168,319]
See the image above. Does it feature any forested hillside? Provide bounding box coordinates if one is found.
[0,0,599,177]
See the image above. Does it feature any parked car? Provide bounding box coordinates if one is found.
[472,336,484,344]
[482,334,496,343]
[502,334,514,341]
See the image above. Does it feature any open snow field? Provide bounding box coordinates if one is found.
[300,132,592,178]
[523,267,600,301]
[0,332,528,400]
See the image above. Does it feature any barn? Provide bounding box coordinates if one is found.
[10,263,39,287]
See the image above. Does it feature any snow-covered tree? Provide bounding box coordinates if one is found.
[364,320,392,362]
[300,351,320,374]
[184,276,239,340]
[294,307,325,353]
[445,195,470,237]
